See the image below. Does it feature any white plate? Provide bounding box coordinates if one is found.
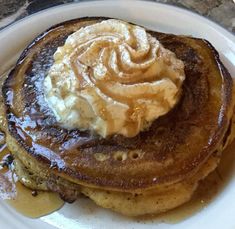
[0,1,235,228]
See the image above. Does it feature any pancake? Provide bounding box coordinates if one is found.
[11,142,220,216]
[1,17,234,216]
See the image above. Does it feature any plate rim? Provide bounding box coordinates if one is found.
[0,1,235,229]
[0,0,234,41]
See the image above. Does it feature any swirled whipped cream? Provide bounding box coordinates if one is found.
[44,19,185,137]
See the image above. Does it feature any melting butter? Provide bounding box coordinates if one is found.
[44,19,185,137]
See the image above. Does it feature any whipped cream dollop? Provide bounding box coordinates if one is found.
[44,19,185,137]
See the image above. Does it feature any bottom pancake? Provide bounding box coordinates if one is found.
[12,148,219,216]
[9,131,221,216]
[80,154,219,216]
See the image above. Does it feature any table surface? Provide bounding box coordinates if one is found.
[0,0,234,33]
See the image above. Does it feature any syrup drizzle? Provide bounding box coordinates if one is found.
[0,132,64,218]
[0,69,63,218]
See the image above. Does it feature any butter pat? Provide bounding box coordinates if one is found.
[44,19,185,137]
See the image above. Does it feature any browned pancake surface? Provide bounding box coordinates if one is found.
[3,17,233,191]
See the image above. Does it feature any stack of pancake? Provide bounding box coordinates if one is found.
[1,18,234,216]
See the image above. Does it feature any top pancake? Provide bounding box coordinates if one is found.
[2,17,233,191]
